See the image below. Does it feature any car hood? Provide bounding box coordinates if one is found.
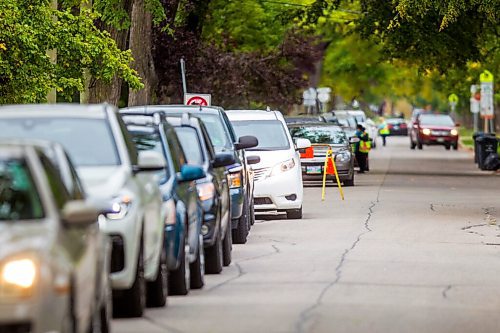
[77,166,128,199]
[420,125,453,130]
[247,150,295,169]
[0,222,54,259]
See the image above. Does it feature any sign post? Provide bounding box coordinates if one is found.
[184,93,212,106]
[470,85,480,132]
[480,70,494,133]
[303,88,317,114]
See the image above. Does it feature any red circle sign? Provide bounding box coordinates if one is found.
[474,92,481,101]
[186,96,208,106]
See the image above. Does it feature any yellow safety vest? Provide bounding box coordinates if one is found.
[359,139,371,153]
[380,125,390,135]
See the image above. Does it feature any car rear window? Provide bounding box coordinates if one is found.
[174,127,205,165]
[0,118,120,167]
[193,114,233,150]
[0,157,44,221]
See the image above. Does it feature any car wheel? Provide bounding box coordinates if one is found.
[445,144,451,150]
[286,207,303,219]
[249,200,255,226]
[190,234,205,289]
[146,241,168,307]
[343,175,354,187]
[205,227,223,274]
[222,222,232,267]
[168,232,190,295]
[114,240,145,317]
[232,198,250,244]
[453,143,458,150]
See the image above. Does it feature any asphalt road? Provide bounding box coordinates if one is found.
[114,136,500,333]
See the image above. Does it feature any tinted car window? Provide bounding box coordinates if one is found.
[290,126,347,145]
[194,114,233,149]
[0,157,44,220]
[174,127,205,165]
[419,115,455,126]
[0,118,120,167]
[165,128,187,173]
[128,126,171,180]
[39,155,71,210]
[231,120,290,151]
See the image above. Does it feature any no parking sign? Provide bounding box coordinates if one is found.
[184,93,212,106]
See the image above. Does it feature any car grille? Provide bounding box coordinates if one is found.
[254,197,273,205]
[431,130,450,136]
[253,167,270,182]
[0,323,31,333]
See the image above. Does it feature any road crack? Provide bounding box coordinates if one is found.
[295,201,376,333]
[442,285,452,299]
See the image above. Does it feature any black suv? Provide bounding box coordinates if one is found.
[167,114,235,273]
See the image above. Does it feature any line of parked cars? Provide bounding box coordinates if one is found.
[1,103,340,332]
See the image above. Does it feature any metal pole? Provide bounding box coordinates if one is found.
[180,58,187,96]
[473,113,478,132]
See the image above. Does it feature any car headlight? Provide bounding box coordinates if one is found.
[105,195,133,220]
[197,182,216,201]
[1,258,36,298]
[270,158,296,177]
[422,128,431,135]
[228,172,242,189]
[450,129,458,136]
[335,152,350,162]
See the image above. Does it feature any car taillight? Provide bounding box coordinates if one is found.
[301,147,314,159]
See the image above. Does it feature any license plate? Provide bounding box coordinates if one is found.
[306,166,322,174]
[437,138,445,142]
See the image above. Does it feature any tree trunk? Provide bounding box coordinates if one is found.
[89,0,133,105]
[128,0,157,106]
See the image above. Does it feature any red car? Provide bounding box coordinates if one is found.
[410,114,459,150]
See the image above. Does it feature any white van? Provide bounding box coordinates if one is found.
[226,110,310,219]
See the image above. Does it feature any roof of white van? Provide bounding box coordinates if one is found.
[226,110,284,121]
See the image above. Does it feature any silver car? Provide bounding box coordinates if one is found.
[0,104,167,317]
[0,142,111,333]
[288,123,356,186]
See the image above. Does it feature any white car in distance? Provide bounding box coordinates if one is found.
[226,110,311,219]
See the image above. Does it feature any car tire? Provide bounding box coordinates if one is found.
[168,232,190,296]
[286,207,303,219]
[453,143,458,150]
[114,241,146,318]
[222,222,232,267]
[445,144,451,150]
[232,198,250,244]
[343,176,354,187]
[146,241,168,307]
[190,235,205,289]
[249,200,255,226]
[205,228,223,274]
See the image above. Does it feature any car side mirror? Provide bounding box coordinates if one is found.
[349,137,360,144]
[62,200,99,227]
[178,164,206,182]
[295,138,311,151]
[213,153,236,168]
[246,155,260,165]
[234,135,258,150]
[134,151,166,173]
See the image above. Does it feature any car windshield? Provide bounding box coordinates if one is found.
[0,157,44,221]
[387,119,404,124]
[174,127,204,165]
[128,127,171,180]
[194,114,232,150]
[0,118,120,167]
[336,116,357,128]
[419,115,455,126]
[290,126,347,145]
[231,120,290,151]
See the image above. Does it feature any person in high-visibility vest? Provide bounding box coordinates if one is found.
[378,118,390,146]
[355,124,371,173]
